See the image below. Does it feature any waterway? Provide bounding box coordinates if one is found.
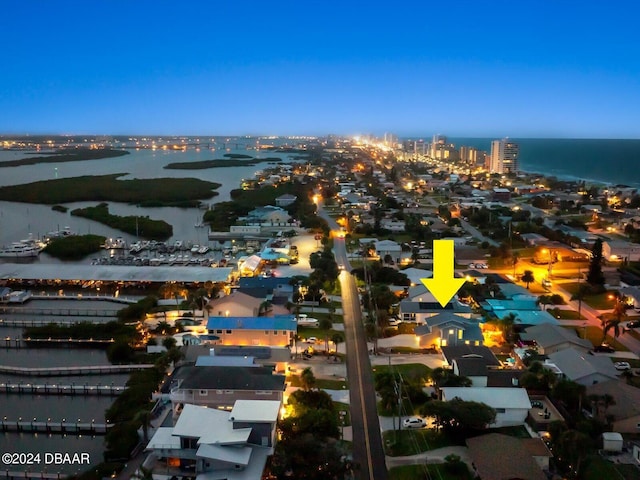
[0,300,133,474]
[0,141,304,249]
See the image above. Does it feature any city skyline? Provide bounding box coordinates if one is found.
[2,1,640,138]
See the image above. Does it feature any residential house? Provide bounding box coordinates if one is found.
[206,315,297,347]
[520,233,550,246]
[519,323,592,355]
[483,296,560,327]
[209,291,270,317]
[275,194,297,207]
[414,312,484,348]
[546,348,619,386]
[466,433,550,480]
[586,380,640,433]
[380,219,406,233]
[167,365,285,412]
[246,206,292,225]
[441,387,532,427]
[441,345,501,367]
[374,239,402,263]
[147,401,279,479]
[239,276,294,299]
[603,240,640,262]
[183,344,292,373]
[620,286,640,310]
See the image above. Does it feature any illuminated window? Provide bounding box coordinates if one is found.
[449,329,455,335]
[458,330,463,339]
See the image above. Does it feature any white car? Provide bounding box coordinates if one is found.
[388,318,402,327]
[402,417,426,429]
[614,362,631,371]
[306,337,318,344]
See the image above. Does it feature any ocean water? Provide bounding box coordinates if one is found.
[446,138,640,187]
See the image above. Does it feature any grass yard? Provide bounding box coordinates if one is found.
[372,363,431,383]
[584,455,640,480]
[562,282,618,310]
[575,325,629,351]
[547,308,585,320]
[389,464,472,480]
[287,374,348,391]
[383,428,462,456]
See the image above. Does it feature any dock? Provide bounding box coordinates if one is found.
[0,419,111,434]
[0,364,154,376]
[0,319,110,328]
[2,337,115,348]
[0,307,119,318]
[1,338,115,348]
[0,382,124,396]
[1,471,69,479]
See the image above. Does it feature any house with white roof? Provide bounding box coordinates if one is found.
[147,401,279,479]
[374,239,402,263]
[440,387,532,427]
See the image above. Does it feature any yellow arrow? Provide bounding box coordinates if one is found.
[421,239,466,308]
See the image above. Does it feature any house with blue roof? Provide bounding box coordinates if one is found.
[482,295,559,327]
[207,315,296,347]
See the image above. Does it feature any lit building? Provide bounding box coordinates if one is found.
[490,139,519,174]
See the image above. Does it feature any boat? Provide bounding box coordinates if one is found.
[197,245,210,254]
[195,222,207,228]
[0,242,40,258]
[191,244,200,254]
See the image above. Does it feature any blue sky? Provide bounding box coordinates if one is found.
[2,1,639,138]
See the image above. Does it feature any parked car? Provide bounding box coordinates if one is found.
[402,417,427,429]
[306,337,318,344]
[388,318,402,327]
[593,343,615,353]
[614,361,631,371]
[624,320,640,330]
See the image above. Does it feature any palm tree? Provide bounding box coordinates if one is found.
[134,409,153,443]
[571,284,590,319]
[300,367,316,391]
[521,270,535,289]
[331,333,344,358]
[537,295,553,311]
[499,312,518,344]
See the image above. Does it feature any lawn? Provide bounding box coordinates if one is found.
[547,308,585,320]
[372,363,431,383]
[562,282,618,310]
[383,428,462,456]
[583,455,640,480]
[574,325,629,351]
[287,375,348,391]
[389,464,472,480]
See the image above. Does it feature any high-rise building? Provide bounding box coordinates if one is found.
[490,139,519,174]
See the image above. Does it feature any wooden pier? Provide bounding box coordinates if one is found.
[0,364,154,377]
[1,338,115,349]
[0,307,119,318]
[1,471,69,479]
[0,319,110,328]
[0,418,111,434]
[0,382,124,396]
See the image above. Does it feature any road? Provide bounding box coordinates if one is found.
[319,204,388,480]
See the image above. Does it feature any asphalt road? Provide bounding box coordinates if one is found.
[319,204,388,479]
